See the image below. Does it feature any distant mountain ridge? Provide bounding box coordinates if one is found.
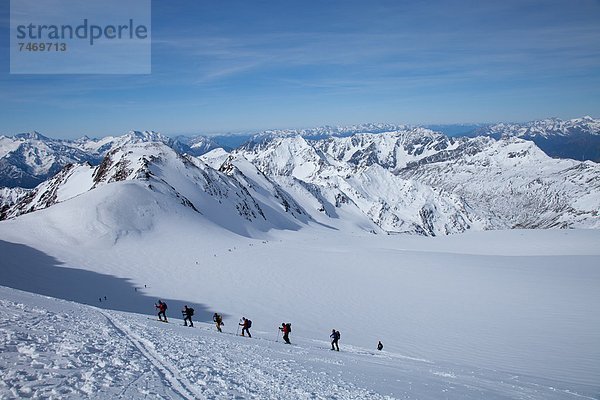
[473,116,600,162]
[476,116,600,138]
[0,131,101,189]
[1,120,598,236]
[2,116,598,189]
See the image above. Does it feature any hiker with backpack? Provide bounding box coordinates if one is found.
[239,317,252,337]
[279,322,292,344]
[330,329,340,351]
[155,300,168,322]
[377,341,383,351]
[213,313,224,332]
[182,305,194,327]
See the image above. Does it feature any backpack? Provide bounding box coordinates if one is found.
[163,302,168,310]
[246,319,252,328]
[286,323,291,333]
[188,308,194,316]
[336,331,341,340]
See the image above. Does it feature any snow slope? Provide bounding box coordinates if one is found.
[235,134,473,235]
[1,194,599,399]
[398,136,600,229]
[1,285,598,400]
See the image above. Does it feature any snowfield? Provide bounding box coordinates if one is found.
[1,217,599,398]
[1,283,598,400]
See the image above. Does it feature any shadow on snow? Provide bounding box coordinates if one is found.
[0,240,224,323]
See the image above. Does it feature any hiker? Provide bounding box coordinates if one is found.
[279,322,291,344]
[182,305,194,327]
[155,300,168,322]
[377,341,383,351]
[213,313,224,332]
[239,317,252,337]
[330,329,340,351]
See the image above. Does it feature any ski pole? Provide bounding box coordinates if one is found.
[237,318,242,335]
[276,328,280,342]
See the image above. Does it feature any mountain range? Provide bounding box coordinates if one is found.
[1,117,598,236]
[2,117,599,191]
[473,116,600,162]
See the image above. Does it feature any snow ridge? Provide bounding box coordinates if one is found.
[100,311,204,400]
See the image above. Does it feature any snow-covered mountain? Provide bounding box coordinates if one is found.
[479,116,600,139]
[311,127,457,171]
[72,130,171,155]
[2,130,599,235]
[168,134,222,156]
[0,131,100,188]
[235,133,472,235]
[254,122,409,139]
[235,129,598,233]
[0,130,219,189]
[475,116,600,162]
[3,116,598,189]
[1,130,472,236]
[1,120,599,236]
[397,136,600,229]
[0,141,319,238]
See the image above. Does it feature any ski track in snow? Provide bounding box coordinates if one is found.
[100,311,203,400]
[0,290,388,399]
[0,297,180,399]
[1,287,599,400]
[109,315,388,399]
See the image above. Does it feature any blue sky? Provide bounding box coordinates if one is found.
[1,0,599,138]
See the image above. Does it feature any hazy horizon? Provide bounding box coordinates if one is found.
[3,114,599,141]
